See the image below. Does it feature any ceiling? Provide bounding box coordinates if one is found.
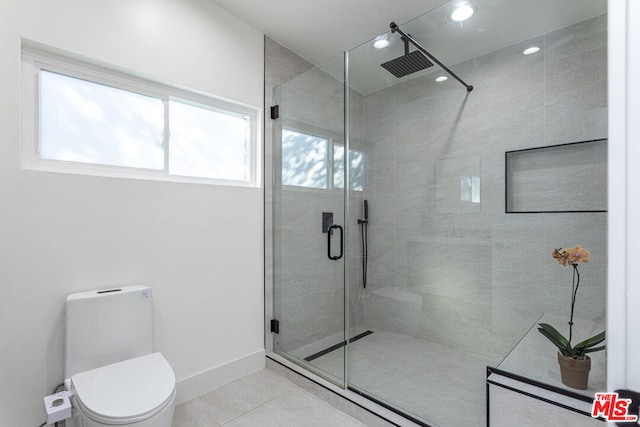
[209,0,449,65]
[210,0,607,94]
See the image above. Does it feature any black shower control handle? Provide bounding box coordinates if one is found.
[327,224,344,260]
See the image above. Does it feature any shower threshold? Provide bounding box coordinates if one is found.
[348,385,433,427]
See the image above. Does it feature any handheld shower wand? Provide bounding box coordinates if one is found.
[364,199,369,222]
[358,200,369,289]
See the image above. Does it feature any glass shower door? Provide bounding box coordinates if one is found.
[271,54,348,386]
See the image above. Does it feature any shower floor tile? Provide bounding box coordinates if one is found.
[309,330,493,427]
[172,369,366,427]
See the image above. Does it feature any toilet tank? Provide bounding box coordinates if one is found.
[65,285,153,379]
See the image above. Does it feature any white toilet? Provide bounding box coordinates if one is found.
[64,285,176,427]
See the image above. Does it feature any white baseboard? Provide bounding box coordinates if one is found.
[175,349,266,404]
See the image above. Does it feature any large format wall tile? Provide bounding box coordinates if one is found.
[266,14,607,385]
[361,15,607,365]
[544,46,607,145]
[544,15,607,62]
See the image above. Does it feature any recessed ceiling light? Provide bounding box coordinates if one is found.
[523,46,540,55]
[373,35,390,49]
[435,76,448,82]
[451,4,474,22]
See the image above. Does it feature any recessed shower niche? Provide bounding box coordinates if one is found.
[506,139,607,213]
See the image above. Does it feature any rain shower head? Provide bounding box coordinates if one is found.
[383,22,473,91]
[381,36,434,78]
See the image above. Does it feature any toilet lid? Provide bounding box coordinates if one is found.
[71,352,175,422]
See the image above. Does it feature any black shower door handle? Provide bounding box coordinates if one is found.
[327,224,344,260]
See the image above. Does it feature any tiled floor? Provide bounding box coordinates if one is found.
[172,369,366,427]
[293,329,493,427]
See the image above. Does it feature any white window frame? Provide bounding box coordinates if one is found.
[21,42,261,187]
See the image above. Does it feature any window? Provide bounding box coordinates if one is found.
[281,129,329,189]
[21,44,260,187]
[168,100,250,182]
[39,70,165,170]
[333,144,365,191]
[281,127,365,191]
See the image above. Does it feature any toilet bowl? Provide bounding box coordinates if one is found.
[64,286,176,426]
[67,353,175,426]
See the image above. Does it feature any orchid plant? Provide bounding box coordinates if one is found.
[537,245,606,359]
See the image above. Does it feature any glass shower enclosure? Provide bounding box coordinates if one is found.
[271,1,608,425]
[271,53,349,385]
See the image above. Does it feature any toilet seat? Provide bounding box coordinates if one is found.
[70,352,175,425]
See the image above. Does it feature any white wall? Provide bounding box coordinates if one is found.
[625,0,640,394]
[608,0,640,393]
[0,1,264,425]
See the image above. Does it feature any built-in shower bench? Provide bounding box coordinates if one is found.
[486,313,606,426]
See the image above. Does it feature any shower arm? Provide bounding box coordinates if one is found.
[390,22,473,92]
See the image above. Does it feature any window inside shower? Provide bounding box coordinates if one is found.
[281,128,365,191]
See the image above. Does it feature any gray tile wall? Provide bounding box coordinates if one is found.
[265,13,607,376]
[360,15,608,362]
